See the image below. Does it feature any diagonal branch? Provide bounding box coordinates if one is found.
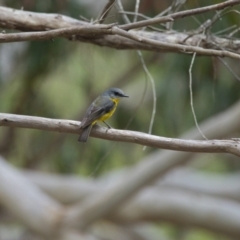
[14,170,240,238]
[112,27,240,60]
[121,0,240,30]
[0,156,63,236]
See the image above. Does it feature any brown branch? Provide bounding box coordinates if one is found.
[112,27,240,60]
[0,24,113,43]
[0,113,240,156]
[57,100,240,230]
[97,0,115,24]
[0,6,240,56]
[0,25,240,60]
[1,98,240,236]
[121,0,240,30]
[0,6,86,31]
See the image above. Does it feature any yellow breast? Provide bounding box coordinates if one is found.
[94,98,119,124]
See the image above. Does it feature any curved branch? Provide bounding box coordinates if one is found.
[0,113,240,156]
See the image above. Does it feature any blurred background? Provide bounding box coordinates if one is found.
[0,0,240,239]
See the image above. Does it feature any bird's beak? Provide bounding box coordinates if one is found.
[122,94,129,98]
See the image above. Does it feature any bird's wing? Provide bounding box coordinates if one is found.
[80,96,114,128]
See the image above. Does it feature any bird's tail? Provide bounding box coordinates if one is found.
[78,125,93,142]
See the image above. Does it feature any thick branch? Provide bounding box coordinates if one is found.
[0,113,240,156]
[61,100,240,230]
[25,169,240,204]
[0,156,63,236]
[113,27,240,60]
[25,170,240,238]
[0,24,114,43]
[112,188,240,238]
[0,6,240,56]
[0,156,102,240]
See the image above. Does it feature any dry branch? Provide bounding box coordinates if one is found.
[1,1,240,237]
[60,99,240,230]
[113,27,240,60]
[0,24,114,43]
[0,6,240,57]
[1,113,240,156]
[121,0,240,30]
[1,99,240,237]
[1,99,240,231]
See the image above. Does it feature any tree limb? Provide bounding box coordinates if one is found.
[1,113,240,156]
[0,156,63,236]
[60,99,240,230]
[112,187,240,238]
[0,6,240,57]
[24,169,240,238]
[25,168,240,204]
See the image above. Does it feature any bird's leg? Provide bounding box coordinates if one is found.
[103,121,112,132]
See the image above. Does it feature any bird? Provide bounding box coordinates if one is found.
[78,87,129,142]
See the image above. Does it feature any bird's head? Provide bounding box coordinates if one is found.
[105,88,129,100]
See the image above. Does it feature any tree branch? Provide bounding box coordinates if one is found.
[0,6,240,57]
[59,100,240,230]
[0,156,104,240]
[25,168,240,204]
[0,156,63,236]
[0,24,114,43]
[112,27,240,60]
[121,0,240,30]
[112,187,240,238]
[1,113,240,156]
[24,170,240,238]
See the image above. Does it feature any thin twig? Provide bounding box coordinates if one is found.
[215,25,237,35]
[218,57,240,82]
[189,51,208,140]
[97,0,115,24]
[228,26,240,37]
[120,0,240,30]
[119,10,150,20]
[116,0,130,23]
[137,51,157,150]
[133,0,141,22]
